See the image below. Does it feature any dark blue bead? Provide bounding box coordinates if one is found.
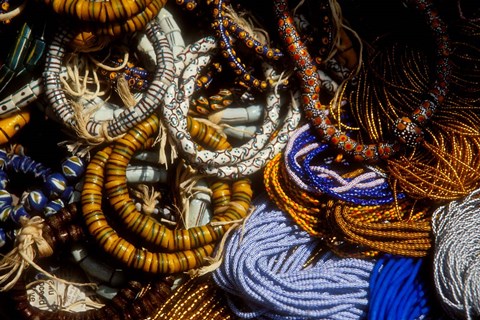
[25,189,48,213]
[44,173,68,198]
[10,205,29,225]
[0,228,5,248]
[44,199,64,217]
[60,186,75,203]
[0,149,8,169]
[0,171,8,189]
[0,206,12,222]
[0,189,13,210]
[61,156,85,181]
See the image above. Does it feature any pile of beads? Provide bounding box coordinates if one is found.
[0,149,84,235]
[0,0,479,319]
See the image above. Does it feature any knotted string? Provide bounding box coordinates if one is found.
[212,195,375,319]
[0,216,52,291]
[0,216,97,292]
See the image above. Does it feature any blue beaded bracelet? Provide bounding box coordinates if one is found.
[0,149,85,226]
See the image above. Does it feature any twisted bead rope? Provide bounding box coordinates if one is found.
[284,123,404,206]
[212,195,375,319]
[368,255,437,319]
[432,188,480,319]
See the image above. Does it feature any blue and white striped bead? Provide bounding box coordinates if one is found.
[0,206,11,222]
[61,186,75,203]
[61,156,85,181]
[0,149,7,169]
[0,228,6,248]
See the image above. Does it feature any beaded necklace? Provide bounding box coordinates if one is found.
[162,37,301,178]
[96,54,152,92]
[42,0,167,37]
[368,255,437,319]
[210,0,283,91]
[0,149,84,228]
[264,149,433,257]
[212,196,376,319]
[0,203,84,291]
[150,275,235,320]
[103,114,251,250]
[285,123,404,206]
[81,114,253,274]
[273,0,451,162]
[43,20,174,142]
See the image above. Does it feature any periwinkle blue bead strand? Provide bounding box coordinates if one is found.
[212,195,376,320]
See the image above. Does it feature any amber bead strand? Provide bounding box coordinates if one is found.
[150,275,234,320]
[331,203,432,257]
[82,115,253,274]
[104,114,251,251]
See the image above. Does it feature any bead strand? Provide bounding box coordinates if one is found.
[44,21,174,140]
[273,0,452,162]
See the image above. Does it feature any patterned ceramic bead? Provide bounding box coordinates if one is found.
[0,149,7,168]
[44,199,64,217]
[44,173,68,198]
[393,117,424,147]
[0,206,11,222]
[61,186,75,203]
[0,189,12,210]
[10,205,28,224]
[24,189,48,213]
[0,171,8,189]
[0,228,5,248]
[61,156,85,181]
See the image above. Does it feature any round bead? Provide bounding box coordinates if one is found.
[0,189,13,210]
[0,228,5,248]
[0,149,8,169]
[0,171,8,189]
[61,156,85,181]
[44,199,65,217]
[60,186,75,203]
[393,117,424,148]
[0,206,12,222]
[10,205,29,225]
[44,173,68,198]
[25,189,49,213]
